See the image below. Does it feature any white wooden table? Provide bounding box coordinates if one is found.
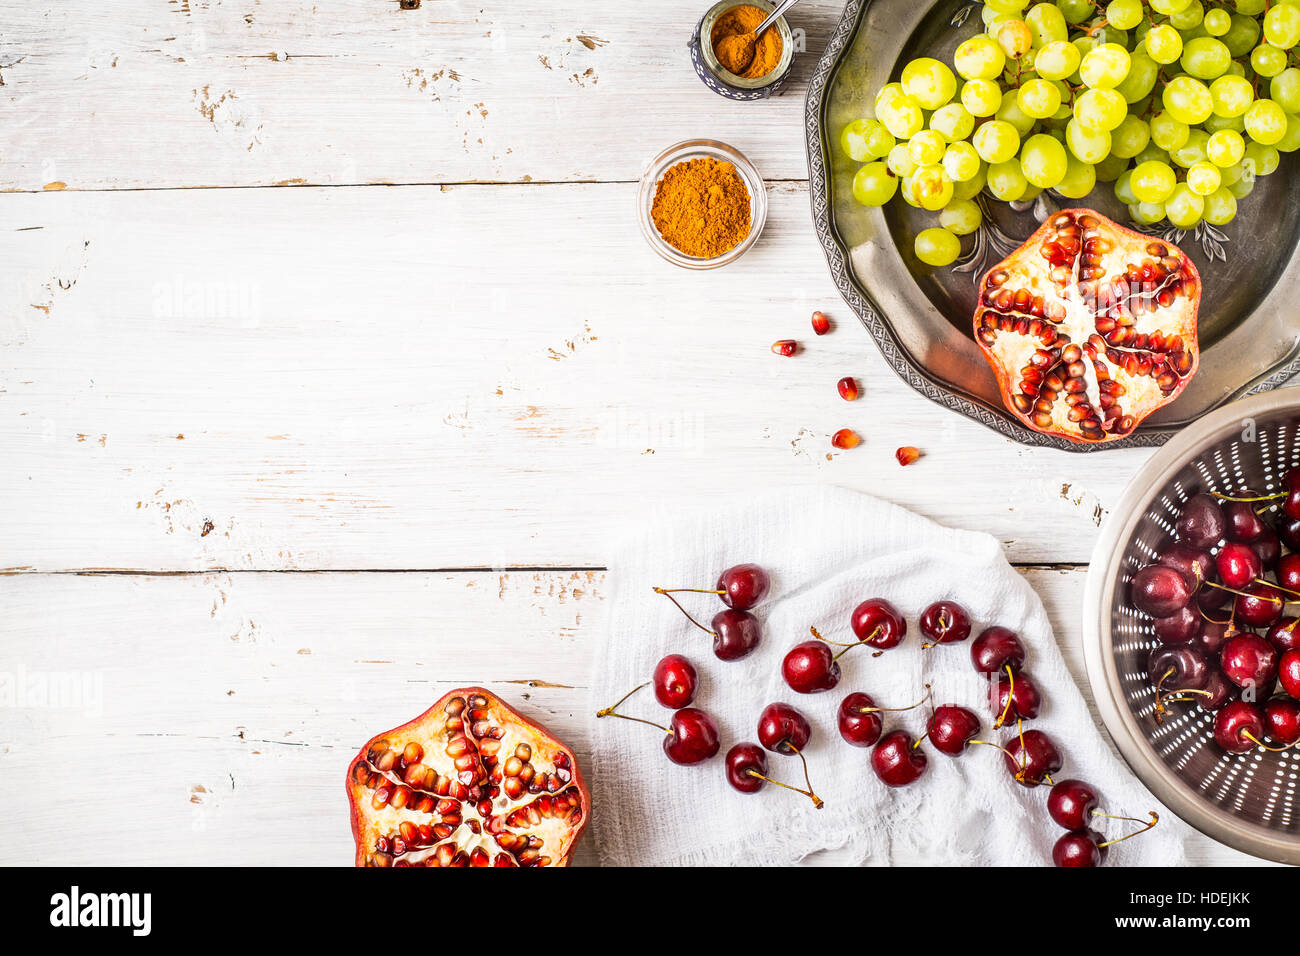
[0,0,1264,866]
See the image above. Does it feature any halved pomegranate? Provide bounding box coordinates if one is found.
[973,209,1201,444]
[347,687,589,867]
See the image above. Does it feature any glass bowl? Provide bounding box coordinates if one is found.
[637,139,767,270]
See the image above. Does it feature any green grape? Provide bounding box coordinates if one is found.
[887,143,918,177]
[1035,40,1081,80]
[953,36,1006,80]
[1226,60,1247,79]
[1206,128,1246,167]
[1020,185,1045,202]
[1065,118,1113,162]
[1131,159,1178,202]
[930,104,974,142]
[1276,113,1300,152]
[974,120,1022,163]
[993,18,1035,59]
[1057,0,1095,24]
[852,162,900,206]
[1202,186,1238,224]
[1132,143,1172,166]
[986,0,1030,14]
[899,175,921,207]
[1145,24,1184,64]
[1111,114,1151,157]
[1252,43,1289,78]
[1223,13,1262,56]
[841,119,894,161]
[914,228,962,267]
[1150,0,1194,14]
[951,164,987,201]
[1151,111,1191,151]
[1026,2,1070,44]
[1117,50,1160,103]
[1235,0,1267,16]
[986,158,1029,199]
[1070,36,1099,81]
[1203,9,1231,36]
[878,93,924,138]
[1264,3,1300,49]
[1245,98,1288,144]
[939,199,983,236]
[1210,75,1255,118]
[909,129,948,166]
[874,82,905,111]
[1181,37,1232,79]
[1229,173,1257,198]
[1129,201,1167,225]
[1055,155,1098,197]
[901,57,957,109]
[1165,183,1206,228]
[943,141,982,181]
[996,89,1037,135]
[1218,159,1245,186]
[1244,139,1281,175]
[1095,152,1130,181]
[1163,76,1214,124]
[1074,88,1128,130]
[1017,78,1062,118]
[1272,68,1300,112]
[1169,0,1205,30]
[1080,43,1131,89]
[1114,169,1139,204]
[1186,160,1222,194]
[1020,133,1069,187]
[911,164,954,210]
[1106,0,1144,30]
[1203,112,1246,133]
[961,79,1003,116]
[1170,128,1209,167]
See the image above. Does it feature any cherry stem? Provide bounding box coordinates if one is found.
[994,664,1015,729]
[1203,580,1294,606]
[1210,490,1283,503]
[1153,666,1175,723]
[747,769,824,809]
[653,588,716,637]
[809,625,873,662]
[1243,731,1298,753]
[1095,811,1159,849]
[595,682,671,734]
[921,611,951,649]
[857,684,933,717]
[783,743,822,808]
[912,732,928,750]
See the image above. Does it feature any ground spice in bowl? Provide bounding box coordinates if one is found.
[710,4,783,79]
[650,157,752,259]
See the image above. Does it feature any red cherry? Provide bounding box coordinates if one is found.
[1264,698,1300,745]
[1278,554,1300,594]
[725,741,824,807]
[1234,582,1285,629]
[871,730,927,787]
[1193,619,1232,657]
[1222,500,1266,542]
[1252,528,1281,570]
[850,598,907,649]
[710,609,762,661]
[1217,543,1262,589]
[970,626,1025,674]
[1196,671,1235,712]
[1131,565,1193,617]
[1283,467,1300,520]
[837,692,883,747]
[663,708,720,765]
[1002,729,1062,788]
[757,702,811,754]
[1220,632,1279,690]
[1153,606,1200,644]
[919,600,972,647]
[927,705,981,756]
[1157,544,1213,593]
[1053,829,1103,867]
[1213,700,1264,754]
[993,670,1042,725]
[717,563,770,611]
[1269,617,1300,653]
[652,654,698,709]
[781,640,841,694]
[1279,648,1300,699]
[1047,779,1099,830]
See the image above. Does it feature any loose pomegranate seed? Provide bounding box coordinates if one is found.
[831,428,860,450]
[895,446,921,466]
[837,377,859,401]
[771,339,798,357]
[811,311,831,335]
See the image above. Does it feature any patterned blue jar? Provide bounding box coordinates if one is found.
[689,1,795,101]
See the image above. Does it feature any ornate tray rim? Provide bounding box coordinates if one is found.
[802,0,1300,453]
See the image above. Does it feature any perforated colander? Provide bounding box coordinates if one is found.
[1085,386,1300,864]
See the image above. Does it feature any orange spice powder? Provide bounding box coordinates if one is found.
[651,157,752,259]
[710,4,783,79]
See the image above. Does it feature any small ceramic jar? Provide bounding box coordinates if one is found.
[688,0,796,101]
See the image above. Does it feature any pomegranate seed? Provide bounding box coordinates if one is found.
[837,377,859,401]
[772,339,798,357]
[811,311,831,335]
[895,446,921,466]
[831,428,860,450]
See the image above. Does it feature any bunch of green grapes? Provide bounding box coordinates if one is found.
[839,0,1300,266]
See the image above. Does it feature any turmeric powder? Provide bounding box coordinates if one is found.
[651,157,752,259]
[711,4,783,79]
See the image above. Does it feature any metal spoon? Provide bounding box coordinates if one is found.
[751,0,800,40]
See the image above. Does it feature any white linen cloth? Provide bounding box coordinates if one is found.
[591,486,1189,866]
